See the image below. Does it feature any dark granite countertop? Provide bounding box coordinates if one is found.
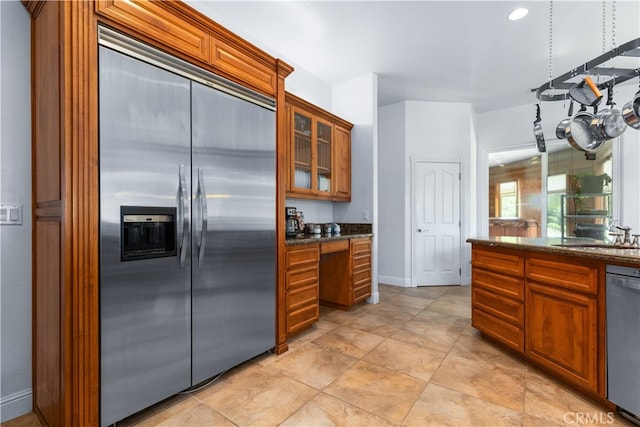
[467,236,640,266]
[285,223,373,246]
[285,231,373,246]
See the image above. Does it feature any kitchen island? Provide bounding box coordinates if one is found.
[468,236,639,409]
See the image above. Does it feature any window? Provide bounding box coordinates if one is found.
[499,180,518,218]
[546,174,567,237]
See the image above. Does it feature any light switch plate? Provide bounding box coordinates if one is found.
[0,204,23,225]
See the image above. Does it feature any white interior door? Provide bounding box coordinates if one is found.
[413,161,461,286]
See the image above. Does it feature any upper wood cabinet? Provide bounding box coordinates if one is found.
[95,0,283,97]
[334,126,351,201]
[285,92,353,201]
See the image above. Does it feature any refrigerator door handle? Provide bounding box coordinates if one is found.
[178,164,188,269]
[197,168,208,267]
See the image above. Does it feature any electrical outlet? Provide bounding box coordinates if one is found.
[362,210,370,221]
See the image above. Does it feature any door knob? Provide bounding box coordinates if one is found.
[417,229,423,232]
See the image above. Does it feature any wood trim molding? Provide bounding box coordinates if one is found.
[21,0,46,18]
[61,1,100,425]
[285,91,354,130]
[274,59,292,355]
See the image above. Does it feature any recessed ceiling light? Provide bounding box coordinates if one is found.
[508,8,528,21]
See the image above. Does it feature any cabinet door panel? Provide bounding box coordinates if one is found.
[316,119,333,196]
[210,39,276,95]
[291,109,313,193]
[334,126,351,200]
[526,282,598,392]
[96,0,210,62]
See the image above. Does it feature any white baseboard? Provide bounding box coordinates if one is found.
[366,290,380,304]
[378,275,412,287]
[1,389,32,423]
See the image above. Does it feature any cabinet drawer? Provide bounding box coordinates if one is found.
[352,253,371,270]
[287,282,318,312]
[286,245,319,269]
[286,304,318,335]
[472,287,523,327]
[472,309,524,353]
[321,240,349,254]
[472,247,524,278]
[472,269,524,301]
[351,238,371,255]
[353,269,371,287]
[526,255,598,295]
[353,282,371,302]
[286,267,318,291]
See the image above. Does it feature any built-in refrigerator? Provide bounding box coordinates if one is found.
[98,28,276,426]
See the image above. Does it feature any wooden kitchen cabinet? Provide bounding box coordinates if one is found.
[285,92,353,201]
[471,246,525,353]
[351,237,372,304]
[285,244,320,338]
[333,125,351,201]
[319,237,372,309]
[95,0,279,96]
[525,252,602,395]
[470,242,606,399]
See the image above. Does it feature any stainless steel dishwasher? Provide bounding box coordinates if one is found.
[607,264,640,424]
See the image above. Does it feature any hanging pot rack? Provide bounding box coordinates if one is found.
[534,37,640,102]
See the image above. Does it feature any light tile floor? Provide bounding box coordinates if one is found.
[3,284,634,427]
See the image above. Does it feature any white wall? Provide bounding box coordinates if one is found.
[378,101,474,286]
[332,73,379,303]
[0,0,32,421]
[378,103,407,285]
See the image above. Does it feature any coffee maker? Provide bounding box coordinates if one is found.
[286,206,299,237]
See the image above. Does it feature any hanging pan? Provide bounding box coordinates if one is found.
[590,86,626,140]
[569,76,603,107]
[622,74,640,130]
[533,104,546,152]
[565,106,603,153]
[555,101,574,139]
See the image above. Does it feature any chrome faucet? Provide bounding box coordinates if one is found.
[615,226,633,246]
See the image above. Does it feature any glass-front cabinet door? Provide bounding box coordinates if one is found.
[316,119,332,195]
[292,109,312,192]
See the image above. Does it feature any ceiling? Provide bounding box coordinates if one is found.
[185,1,640,113]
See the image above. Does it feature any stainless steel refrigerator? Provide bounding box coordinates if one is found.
[99,29,276,426]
